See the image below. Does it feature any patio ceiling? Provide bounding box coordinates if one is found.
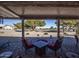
[0,6,19,18]
[0,1,79,19]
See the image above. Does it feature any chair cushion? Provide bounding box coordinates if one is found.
[48,41,61,51]
[48,44,54,48]
[22,38,33,48]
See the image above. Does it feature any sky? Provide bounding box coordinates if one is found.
[44,19,57,28]
[3,19,57,28]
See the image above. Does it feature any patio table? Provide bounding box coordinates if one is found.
[32,40,48,56]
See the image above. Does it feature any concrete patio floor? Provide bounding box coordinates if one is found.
[0,36,79,58]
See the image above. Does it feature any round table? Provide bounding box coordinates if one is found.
[0,51,13,58]
[66,52,79,58]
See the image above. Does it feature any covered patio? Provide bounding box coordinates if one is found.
[0,1,79,58]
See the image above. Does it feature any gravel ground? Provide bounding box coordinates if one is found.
[0,30,63,37]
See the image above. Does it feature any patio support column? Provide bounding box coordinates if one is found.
[22,18,25,40]
[57,19,60,39]
[57,8,60,39]
[21,7,25,40]
[1,17,3,24]
[0,18,3,24]
[0,18,1,24]
[0,15,3,24]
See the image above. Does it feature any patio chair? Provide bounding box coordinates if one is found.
[47,37,64,57]
[65,35,79,56]
[74,35,79,47]
[21,38,33,53]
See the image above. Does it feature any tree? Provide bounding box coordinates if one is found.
[25,19,46,30]
[14,22,31,29]
[14,19,46,30]
[55,19,77,33]
[62,20,77,32]
[14,23,22,29]
[76,20,79,35]
[50,26,53,29]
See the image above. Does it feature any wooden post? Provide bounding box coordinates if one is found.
[76,20,79,36]
[22,19,25,40]
[0,19,2,24]
[2,18,3,24]
[57,8,60,39]
[0,18,1,24]
[57,19,60,39]
[21,7,25,40]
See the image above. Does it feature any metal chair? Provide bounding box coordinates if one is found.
[47,37,64,57]
[21,38,33,53]
[74,35,79,47]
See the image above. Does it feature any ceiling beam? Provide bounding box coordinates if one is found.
[0,1,79,7]
[1,15,79,19]
[1,6,20,17]
[0,6,19,17]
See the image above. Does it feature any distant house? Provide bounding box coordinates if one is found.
[4,25,14,30]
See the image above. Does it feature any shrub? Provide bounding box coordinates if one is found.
[44,33,48,35]
[26,33,29,35]
[64,32,67,34]
[37,34,39,36]
[0,31,4,33]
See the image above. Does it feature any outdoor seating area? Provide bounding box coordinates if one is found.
[0,36,79,58]
[0,1,79,58]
